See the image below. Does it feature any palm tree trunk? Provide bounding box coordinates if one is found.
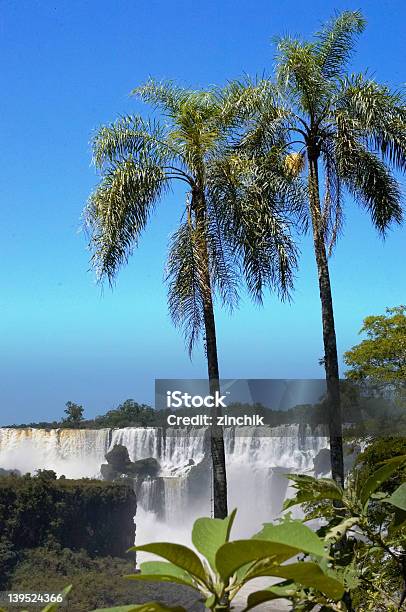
[193,189,228,519]
[307,153,345,487]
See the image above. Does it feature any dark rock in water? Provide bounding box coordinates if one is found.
[314,444,361,477]
[100,463,119,481]
[313,448,331,476]
[102,444,160,480]
[126,457,160,478]
[188,452,211,501]
[105,444,132,470]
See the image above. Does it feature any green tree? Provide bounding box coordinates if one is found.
[285,455,406,610]
[63,401,84,425]
[232,11,405,486]
[84,82,297,518]
[344,306,406,388]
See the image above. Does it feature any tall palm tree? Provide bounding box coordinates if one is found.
[84,81,299,518]
[232,11,405,486]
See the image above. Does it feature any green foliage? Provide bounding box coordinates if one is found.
[383,482,406,511]
[191,509,236,571]
[355,436,406,493]
[9,397,357,430]
[6,548,200,612]
[63,401,84,425]
[93,400,157,428]
[284,452,406,609]
[9,399,157,429]
[359,454,406,508]
[91,510,348,611]
[0,473,136,588]
[344,306,406,388]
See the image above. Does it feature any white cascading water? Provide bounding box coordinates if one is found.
[0,425,328,542]
[0,427,110,479]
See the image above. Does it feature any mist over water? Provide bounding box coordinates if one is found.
[0,425,328,548]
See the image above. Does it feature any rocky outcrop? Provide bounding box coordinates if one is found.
[313,448,331,476]
[101,444,160,480]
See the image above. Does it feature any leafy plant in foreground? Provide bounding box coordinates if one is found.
[285,454,406,610]
[90,510,345,611]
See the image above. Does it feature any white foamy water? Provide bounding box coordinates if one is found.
[0,427,110,478]
[0,425,329,542]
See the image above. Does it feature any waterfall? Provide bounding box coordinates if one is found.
[162,476,189,523]
[0,427,110,478]
[0,424,328,536]
[110,428,160,461]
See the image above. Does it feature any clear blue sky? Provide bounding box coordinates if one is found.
[0,0,405,425]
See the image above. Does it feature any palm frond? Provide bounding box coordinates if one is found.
[166,220,205,356]
[336,135,402,233]
[205,197,240,311]
[314,10,366,79]
[169,97,223,171]
[224,81,295,156]
[320,139,344,255]
[92,115,178,169]
[85,158,167,283]
[274,36,327,117]
[208,153,301,302]
[132,78,192,117]
[338,73,406,171]
[217,78,275,128]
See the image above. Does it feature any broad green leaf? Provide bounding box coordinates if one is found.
[390,508,406,532]
[216,539,298,580]
[128,543,206,583]
[360,455,406,508]
[192,508,237,571]
[139,561,194,585]
[242,584,294,612]
[254,519,327,558]
[283,491,319,510]
[287,474,318,484]
[382,482,406,511]
[285,477,343,510]
[125,573,197,589]
[261,563,344,601]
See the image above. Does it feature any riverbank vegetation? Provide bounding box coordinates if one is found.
[0,472,136,588]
